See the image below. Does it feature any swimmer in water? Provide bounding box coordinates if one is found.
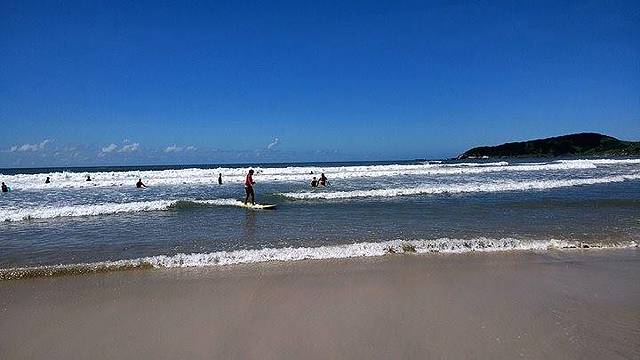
[136,179,146,188]
[319,173,329,186]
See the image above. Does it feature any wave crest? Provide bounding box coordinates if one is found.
[280,175,640,200]
[4,158,638,190]
[0,198,244,222]
[1,238,636,280]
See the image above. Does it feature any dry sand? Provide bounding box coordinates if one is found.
[1,249,639,359]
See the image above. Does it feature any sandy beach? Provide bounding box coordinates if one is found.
[1,249,639,359]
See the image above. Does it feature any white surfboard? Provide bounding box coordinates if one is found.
[239,203,277,210]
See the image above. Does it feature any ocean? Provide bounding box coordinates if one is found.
[1,158,639,278]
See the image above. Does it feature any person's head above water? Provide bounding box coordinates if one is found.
[249,169,254,174]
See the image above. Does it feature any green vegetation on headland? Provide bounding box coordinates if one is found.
[458,133,640,159]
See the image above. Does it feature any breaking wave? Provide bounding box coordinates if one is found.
[0,198,245,222]
[3,158,638,191]
[3,173,639,221]
[1,237,636,280]
[280,174,640,200]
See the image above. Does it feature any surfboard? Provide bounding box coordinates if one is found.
[240,203,277,210]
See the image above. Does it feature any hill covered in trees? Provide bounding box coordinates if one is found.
[458,133,640,159]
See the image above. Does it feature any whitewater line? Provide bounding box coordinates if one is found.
[4,158,639,191]
[280,174,640,200]
[1,237,637,280]
[0,198,244,222]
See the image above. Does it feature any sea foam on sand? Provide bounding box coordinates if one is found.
[1,238,636,280]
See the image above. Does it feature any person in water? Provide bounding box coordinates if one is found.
[86,175,92,181]
[45,177,51,184]
[319,173,329,186]
[1,182,8,193]
[136,178,146,188]
[218,173,223,185]
[244,169,256,205]
[310,177,319,187]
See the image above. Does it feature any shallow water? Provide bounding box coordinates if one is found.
[1,158,639,271]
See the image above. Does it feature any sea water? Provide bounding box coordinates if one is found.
[1,158,639,277]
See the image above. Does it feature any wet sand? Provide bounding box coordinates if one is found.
[1,250,639,359]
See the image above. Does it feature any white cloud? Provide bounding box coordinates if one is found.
[9,139,51,152]
[100,140,140,156]
[165,145,197,153]
[267,137,280,150]
[119,143,139,153]
[100,140,139,155]
[165,145,182,153]
[101,143,118,153]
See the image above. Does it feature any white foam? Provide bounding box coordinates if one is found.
[440,161,509,167]
[280,174,640,199]
[0,198,245,222]
[128,237,640,268]
[4,158,635,191]
[556,159,640,165]
[145,238,583,267]
[2,238,636,279]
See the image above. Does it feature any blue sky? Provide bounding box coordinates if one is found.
[1,0,638,167]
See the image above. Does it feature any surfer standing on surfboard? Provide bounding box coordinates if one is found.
[244,169,256,205]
